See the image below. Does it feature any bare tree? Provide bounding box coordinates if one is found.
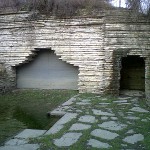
[119,0,121,7]
[0,0,149,19]
[125,0,150,19]
[126,0,141,11]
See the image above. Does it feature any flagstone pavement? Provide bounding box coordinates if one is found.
[0,90,150,150]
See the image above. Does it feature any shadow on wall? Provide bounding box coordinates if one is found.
[0,63,13,93]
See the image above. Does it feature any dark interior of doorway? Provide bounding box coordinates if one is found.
[120,56,145,91]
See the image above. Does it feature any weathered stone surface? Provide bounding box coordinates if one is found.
[99,103,110,105]
[69,123,91,131]
[15,129,46,139]
[76,102,91,105]
[54,113,78,125]
[98,121,127,131]
[75,109,82,113]
[62,97,77,106]
[91,129,119,140]
[45,113,77,135]
[130,107,149,113]
[50,105,74,116]
[92,109,115,116]
[78,115,96,123]
[101,116,108,120]
[81,99,91,103]
[118,112,124,117]
[87,139,111,148]
[50,110,66,116]
[117,103,130,105]
[0,144,39,150]
[141,119,148,122]
[113,100,128,103]
[126,129,134,134]
[118,97,131,100]
[100,98,109,101]
[123,134,144,144]
[125,116,140,120]
[54,132,82,147]
[5,139,28,146]
[111,117,118,120]
[45,125,64,135]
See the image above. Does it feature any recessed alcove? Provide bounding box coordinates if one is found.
[120,56,145,91]
[16,49,79,90]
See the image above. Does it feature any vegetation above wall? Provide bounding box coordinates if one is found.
[0,0,113,17]
[0,0,150,20]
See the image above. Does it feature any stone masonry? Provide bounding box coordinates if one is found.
[0,9,150,104]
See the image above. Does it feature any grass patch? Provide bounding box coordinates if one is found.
[0,89,78,145]
[1,91,150,149]
[36,94,150,150]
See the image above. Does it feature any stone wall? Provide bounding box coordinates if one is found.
[0,9,150,104]
[0,11,105,93]
[104,10,150,100]
[0,63,15,93]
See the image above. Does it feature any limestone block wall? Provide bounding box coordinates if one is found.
[104,10,150,99]
[0,63,15,93]
[0,9,150,103]
[0,11,105,93]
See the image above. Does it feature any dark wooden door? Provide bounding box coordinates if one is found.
[120,56,145,90]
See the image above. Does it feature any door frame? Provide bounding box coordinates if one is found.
[119,55,145,91]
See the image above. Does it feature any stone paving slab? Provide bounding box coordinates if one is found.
[113,100,128,103]
[62,96,77,106]
[76,102,91,105]
[50,95,79,116]
[5,139,28,146]
[126,129,135,134]
[54,132,82,147]
[81,99,91,103]
[0,129,46,150]
[123,134,144,144]
[118,97,131,100]
[98,121,127,131]
[0,91,149,149]
[45,113,77,135]
[125,116,140,120]
[15,129,46,139]
[111,117,118,120]
[78,115,96,123]
[101,116,108,120]
[92,109,115,116]
[0,144,39,150]
[69,123,91,131]
[87,139,111,148]
[130,107,149,113]
[91,129,119,140]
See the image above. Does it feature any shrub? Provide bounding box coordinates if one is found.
[0,0,112,17]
